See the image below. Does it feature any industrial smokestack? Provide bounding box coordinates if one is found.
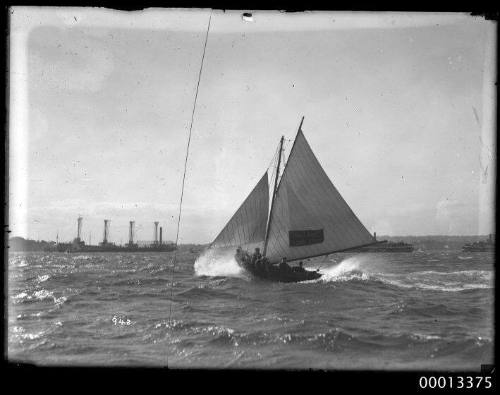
[373,231,377,241]
[103,219,110,244]
[154,222,159,245]
[129,221,135,245]
[160,227,163,245]
[77,216,83,241]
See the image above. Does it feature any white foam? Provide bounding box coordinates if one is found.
[307,255,493,292]
[409,270,492,281]
[12,289,68,306]
[314,255,371,283]
[414,283,490,292]
[37,274,50,283]
[411,333,442,341]
[378,270,493,292]
[11,326,46,341]
[194,248,245,278]
[13,292,29,300]
[16,259,28,267]
[34,289,54,300]
[54,295,67,306]
[21,331,44,340]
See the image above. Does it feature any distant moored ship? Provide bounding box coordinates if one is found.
[462,234,495,252]
[48,218,176,253]
[351,232,414,252]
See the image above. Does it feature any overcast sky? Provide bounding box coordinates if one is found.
[9,8,496,244]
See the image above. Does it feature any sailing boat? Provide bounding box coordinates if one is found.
[209,117,379,282]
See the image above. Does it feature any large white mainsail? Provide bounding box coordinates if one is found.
[264,128,375,263]
[211,172,269,250]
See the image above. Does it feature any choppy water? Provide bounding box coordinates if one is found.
[8,249,494,369]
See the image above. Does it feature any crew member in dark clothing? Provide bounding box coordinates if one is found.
[236,246,250,264]
[246,247,259,270]
[252,248,262,263]
[279,257,290,272]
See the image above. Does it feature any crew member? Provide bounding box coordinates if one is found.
[252,248,262,264]
[243,249,251,263]
[256,256,264,271]
[279,257,290,272]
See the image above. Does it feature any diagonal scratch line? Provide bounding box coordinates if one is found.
[166,10,212,368]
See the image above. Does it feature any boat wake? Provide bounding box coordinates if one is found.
[311,256,493,292]
[380,270,494,292]
[194,251,493,292]
[194,249,245,278]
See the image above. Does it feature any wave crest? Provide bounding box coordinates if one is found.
[194,248,245,278]
[381,270,493,292]
[307,256,493,292]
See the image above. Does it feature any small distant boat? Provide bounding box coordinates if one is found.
[208,117,381,282]
[462,234,495,252]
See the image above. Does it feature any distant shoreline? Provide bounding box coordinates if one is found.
[6,235,494,253]
[6,236,208,253]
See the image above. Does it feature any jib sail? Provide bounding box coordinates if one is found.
[211,172,269,250]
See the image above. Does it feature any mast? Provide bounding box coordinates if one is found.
[263,135,284,256]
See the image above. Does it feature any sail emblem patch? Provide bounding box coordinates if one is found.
[289,229,324,247]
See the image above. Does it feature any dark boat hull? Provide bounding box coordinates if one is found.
[352,242,414,252]
[356,246,414,252]
[51,244,176,253]
[236,256,322,283]
[462,246,494,252]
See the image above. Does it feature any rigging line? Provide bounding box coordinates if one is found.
[166,10,212,368]
[265,143,280,173]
